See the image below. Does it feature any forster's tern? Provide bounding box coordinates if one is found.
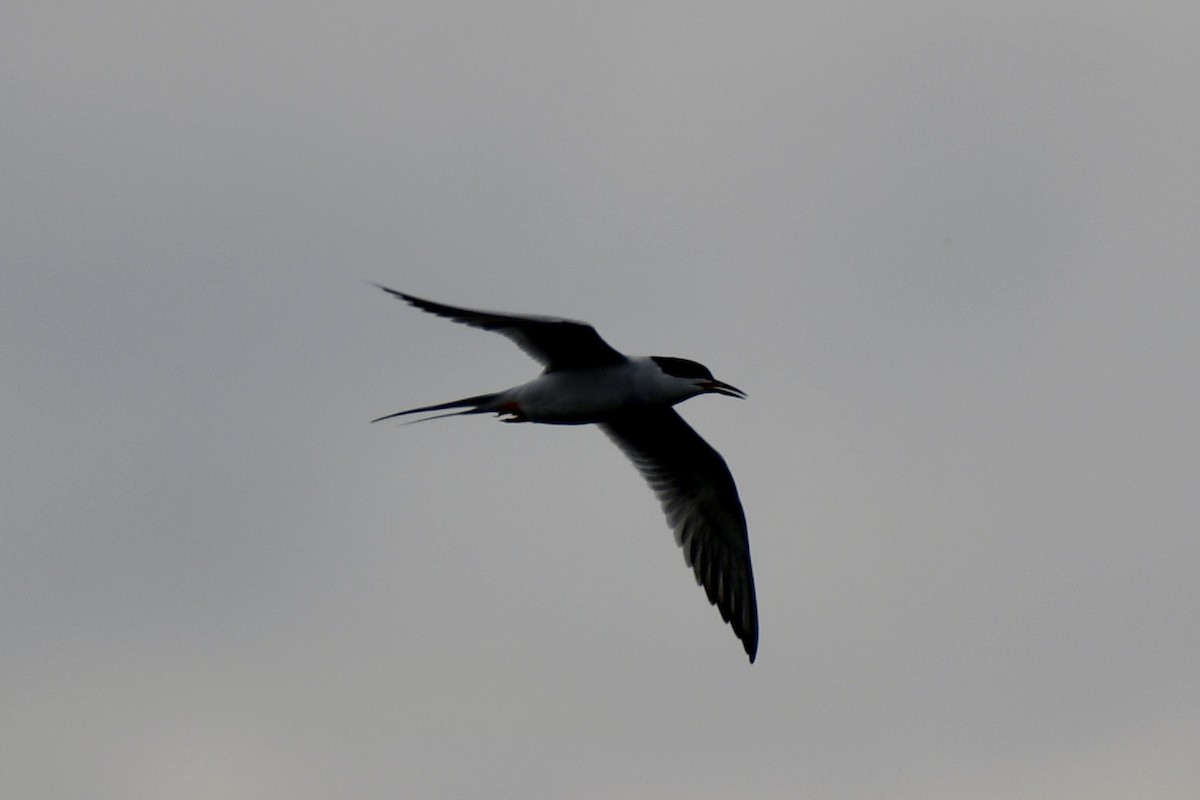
[372,285,758,662]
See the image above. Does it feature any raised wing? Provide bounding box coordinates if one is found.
[601,408,759,662]
[375,284,627,371]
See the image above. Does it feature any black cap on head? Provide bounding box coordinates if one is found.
[650,356,714,380]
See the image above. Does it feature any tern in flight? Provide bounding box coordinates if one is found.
[372,285,758,662]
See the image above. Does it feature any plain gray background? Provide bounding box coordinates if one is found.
[5,3,1198,797]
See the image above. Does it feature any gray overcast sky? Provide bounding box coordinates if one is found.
[5,2,1199,798]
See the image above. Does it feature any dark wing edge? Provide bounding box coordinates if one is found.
[600,408,759,662]
[372,284,627,371]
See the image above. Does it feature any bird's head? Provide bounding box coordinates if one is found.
[650,356,746,400]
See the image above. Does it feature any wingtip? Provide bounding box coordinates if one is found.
[372,284,442,315]
[371,282,407,300]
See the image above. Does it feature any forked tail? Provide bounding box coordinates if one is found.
[370,391,502,424]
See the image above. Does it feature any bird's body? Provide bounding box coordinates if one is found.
[373,285,759,662]
[417,358,707,424]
